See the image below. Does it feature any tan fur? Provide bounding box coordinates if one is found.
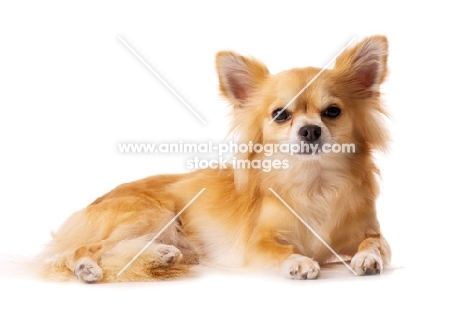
[39,35,391,282]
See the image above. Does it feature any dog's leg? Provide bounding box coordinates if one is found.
[72,244,105,283]
[280,254,321,280]
[71,241,186,283]
[40,179,195,282]
[70,240,191,283]
[350,234,391,275]
[99,239,188,282]
[74,257,103,283]
[249,229,320,280]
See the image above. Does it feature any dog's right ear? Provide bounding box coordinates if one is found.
[216,51,269,107]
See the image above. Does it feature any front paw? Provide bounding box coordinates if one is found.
[350,251,383,276]
[281,254,320,280]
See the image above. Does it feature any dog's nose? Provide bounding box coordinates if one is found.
[298,125,321,142]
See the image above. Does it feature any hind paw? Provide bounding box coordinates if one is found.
[154,244,182,266]
[74,257,103,283]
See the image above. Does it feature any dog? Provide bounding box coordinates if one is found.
[39,35,391,283]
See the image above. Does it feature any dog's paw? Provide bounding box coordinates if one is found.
[281,254,320,280]
[154,244,182,266]
[74,257,103,283]
[350,250,383,276]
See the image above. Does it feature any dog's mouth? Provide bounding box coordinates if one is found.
[291,142,323,156]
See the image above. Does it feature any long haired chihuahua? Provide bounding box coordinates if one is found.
[40,35,391,282]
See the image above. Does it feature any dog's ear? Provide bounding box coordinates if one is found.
[216,51,269,106]
[334,36,388,98]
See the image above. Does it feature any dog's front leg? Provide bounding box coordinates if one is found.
[350,234,391,275]
[280,254,321,280]
[249,229,320,280]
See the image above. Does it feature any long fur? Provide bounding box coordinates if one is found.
[38,35,391,282]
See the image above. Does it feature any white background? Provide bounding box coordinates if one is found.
[1,1,467,310]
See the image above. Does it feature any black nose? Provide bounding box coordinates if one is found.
[298,125,321,142]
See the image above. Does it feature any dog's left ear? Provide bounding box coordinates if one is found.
[216,51,269,107]
[334,35,388,98]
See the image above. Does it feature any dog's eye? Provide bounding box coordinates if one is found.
[322,105,341,119]
[272,108,292,123]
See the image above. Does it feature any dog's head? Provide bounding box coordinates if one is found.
[216,36,389,185]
